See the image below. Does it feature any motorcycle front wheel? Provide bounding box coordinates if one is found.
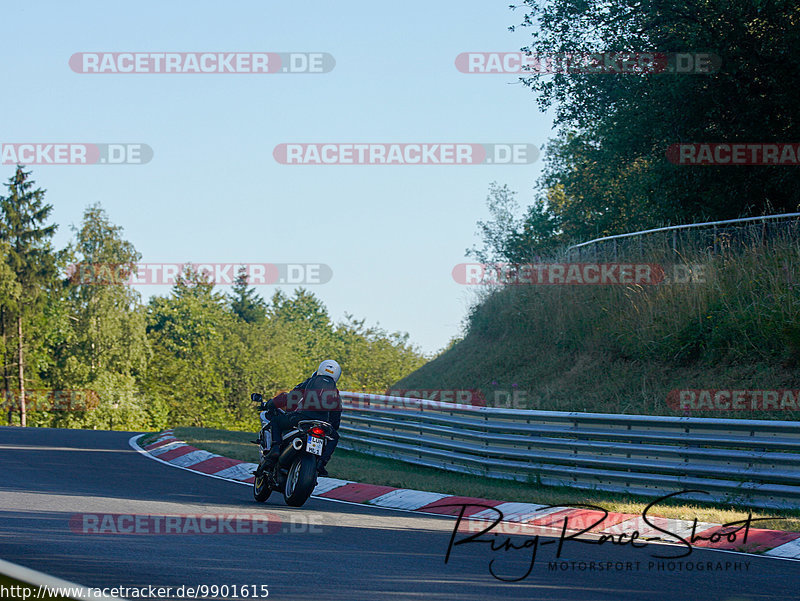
[253,467,272,503]
[283,454,317,507]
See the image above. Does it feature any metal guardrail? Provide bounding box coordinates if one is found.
[337,392,800,509]
[567,212,800,251]
[564,212,800,262]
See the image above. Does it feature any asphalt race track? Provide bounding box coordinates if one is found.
[1,426,799,601]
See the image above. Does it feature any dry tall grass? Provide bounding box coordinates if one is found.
[400,220,800,418]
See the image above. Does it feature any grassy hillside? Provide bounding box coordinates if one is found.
[397,236,800,419]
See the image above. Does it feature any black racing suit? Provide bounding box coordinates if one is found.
[267,374,342,465]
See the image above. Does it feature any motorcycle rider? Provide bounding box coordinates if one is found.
[261,359,342,477]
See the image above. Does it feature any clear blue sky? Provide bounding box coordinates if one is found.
[1,1,556,355]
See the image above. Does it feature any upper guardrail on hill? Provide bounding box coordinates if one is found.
[337,391,800,509]
[565,212,800,261]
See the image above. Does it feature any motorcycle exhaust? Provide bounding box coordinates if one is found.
[278,437,305,467]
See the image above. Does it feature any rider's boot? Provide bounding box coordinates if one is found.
[263,443,280,469]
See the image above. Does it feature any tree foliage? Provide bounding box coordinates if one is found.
[229,266,267,323]
[502,0,800,247]
[468,182,561,263]
[0,167,58,425]
[1,174,427,430]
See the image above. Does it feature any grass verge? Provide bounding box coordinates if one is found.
[396,237,800,418]
[167,426,800,532]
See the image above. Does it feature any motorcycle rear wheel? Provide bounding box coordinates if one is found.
[283,454,317,507]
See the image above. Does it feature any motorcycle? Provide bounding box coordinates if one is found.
[250,393,335,507]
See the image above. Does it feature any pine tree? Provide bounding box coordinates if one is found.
[0,240,21,424]
[229,266,266,323]
[0,166,57,426]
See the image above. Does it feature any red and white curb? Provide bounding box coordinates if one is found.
[134,430,260,484]
[132,431,800,560]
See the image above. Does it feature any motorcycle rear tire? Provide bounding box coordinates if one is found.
[283,454,317,507]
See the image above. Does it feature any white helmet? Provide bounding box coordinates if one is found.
[315,359,342,383]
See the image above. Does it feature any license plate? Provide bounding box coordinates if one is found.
[306,435,323,456]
